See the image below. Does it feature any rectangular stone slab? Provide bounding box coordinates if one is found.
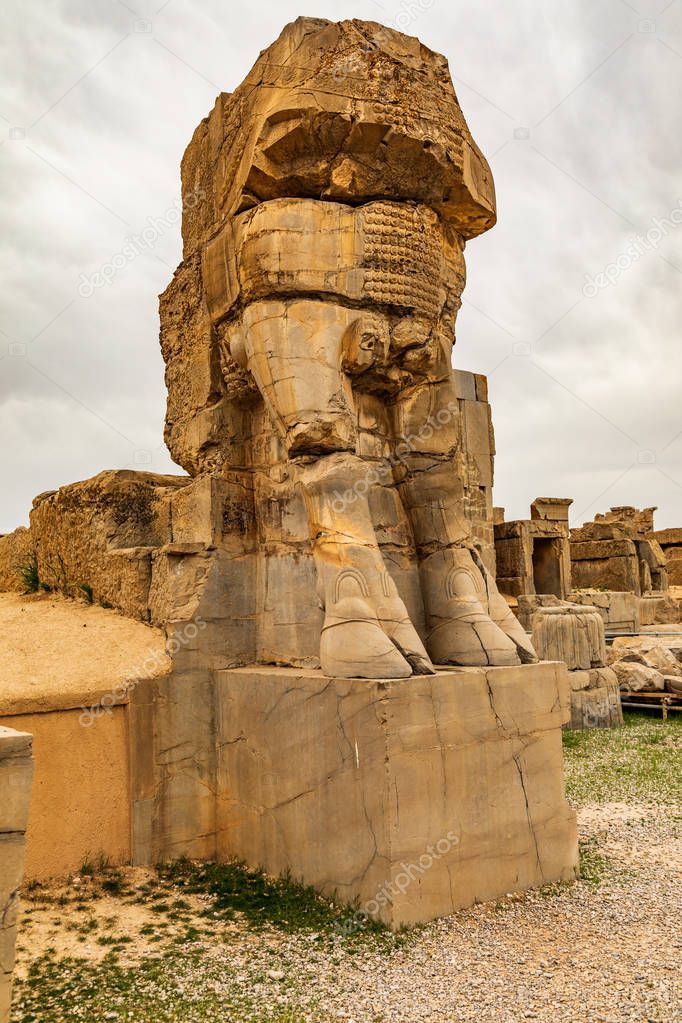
[213,663,578,927]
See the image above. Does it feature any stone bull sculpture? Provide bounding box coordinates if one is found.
[161,17,536,678]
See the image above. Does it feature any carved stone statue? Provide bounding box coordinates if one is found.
[161,17,536,678]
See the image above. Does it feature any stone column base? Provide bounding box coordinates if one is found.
[211,662,578,927]
[568,668,623,730]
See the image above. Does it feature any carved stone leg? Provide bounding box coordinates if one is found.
[392,382,536,666]
[301,454,434,678]
[236,299,434,679]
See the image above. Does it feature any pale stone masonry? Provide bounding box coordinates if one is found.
[494,498,573,600]
[0,727,33,1023]
[129,663,577,926]
[528,601,622,730]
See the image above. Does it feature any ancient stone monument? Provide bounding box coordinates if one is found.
[160,15,536,677]
[0,18,579,927]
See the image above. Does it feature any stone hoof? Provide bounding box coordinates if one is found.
[487,590,539,664]
[320,597,413,679]
[427,610,521,667]
[376,603,436,676]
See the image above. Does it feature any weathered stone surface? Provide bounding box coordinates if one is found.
[570,506,673,599]
[667,557,682,585]
[568,589,640,634]
[495,499,572,600]
[639,593,681,626]
[608,638,682,689]
[530,498,572,523]
[217,664,577,925]
[27,471,189,619]
[612,661,665,693]
[531,605,606,671]
[157,16,532,678]
[524,600,622,729]
[571,539,637,561]
[0,727,32,1023]
[0,529,32,593]
[567,669,623,730]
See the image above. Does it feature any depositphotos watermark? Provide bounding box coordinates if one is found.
[331,400,459,514]
[582,199,682,297]
[77,189,204,297]
[78,617,206,727]
[336,830,459,936]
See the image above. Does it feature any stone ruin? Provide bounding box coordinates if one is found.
[570,506,681,626]
[493,499,682,730]
[0,18,581,940]
[494,498,573,601]
[651,527,682,586]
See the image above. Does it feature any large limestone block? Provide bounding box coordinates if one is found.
[570,539,637,561]
[530,498,572,523]
[568,590,640,634]
[612,661,665,692]
[570,555,640,595]
[213,664,577,927]
[568,671,623,730]
[639,594,681,626]
[667,557,682,585]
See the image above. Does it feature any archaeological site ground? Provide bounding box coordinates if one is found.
[1,12,680,1023]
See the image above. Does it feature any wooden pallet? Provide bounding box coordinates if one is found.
[620,690,682,720]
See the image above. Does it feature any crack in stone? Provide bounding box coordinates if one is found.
[512,749,543,881]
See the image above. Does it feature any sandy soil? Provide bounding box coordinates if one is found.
[0,592,169,713]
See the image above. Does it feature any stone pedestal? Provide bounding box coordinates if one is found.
[0,727,33,1023]
[531,604,623,731]
[131,662,578,927]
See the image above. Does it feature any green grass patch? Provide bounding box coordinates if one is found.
[18,554,40,594]
[11,949,316,1023]
[156,857,406,948]
[578,837,609,885]
[563,711,682,806]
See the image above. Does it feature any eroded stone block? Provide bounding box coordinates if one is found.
[212,664,577,926]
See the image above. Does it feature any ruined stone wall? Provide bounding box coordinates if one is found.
[495,499,572,599]
[26,471,190,620]
[651,527,682,585]
[570,507,669,596]
[0,528,32,592]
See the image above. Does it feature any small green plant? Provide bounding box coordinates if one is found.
[155,857,403,946]
[79,852,111,877]
[578,837,609,885]
[79,582,94,604]
[100,599,114,609]
[18,553,40,593]
[101,872,125,895]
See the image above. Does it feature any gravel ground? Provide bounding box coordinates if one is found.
[11,713,682,1023]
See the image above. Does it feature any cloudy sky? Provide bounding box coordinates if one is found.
[1,0,681,533]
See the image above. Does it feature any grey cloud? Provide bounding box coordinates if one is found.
[1,0,681,532]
